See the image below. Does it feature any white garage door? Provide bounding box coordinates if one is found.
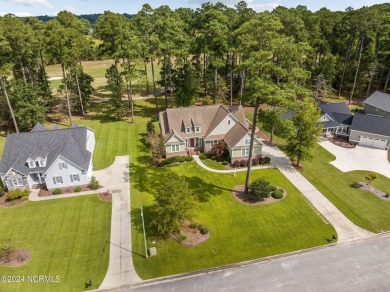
[359,136,388,149]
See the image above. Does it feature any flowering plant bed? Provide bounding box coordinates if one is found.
[171,221,210,246]
[232,185,287,205]
[0,249,32,267]
[0,194,28,208]
[355,182,390,201]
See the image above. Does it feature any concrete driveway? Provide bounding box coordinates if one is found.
[319,141,390,179]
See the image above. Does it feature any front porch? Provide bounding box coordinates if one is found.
[323,125,350,137]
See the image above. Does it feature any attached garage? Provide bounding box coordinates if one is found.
[349,113,390,150]
[359,136,388,149]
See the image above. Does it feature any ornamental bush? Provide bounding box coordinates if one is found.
[240,160,248,167]
[199,154,207,160]
[197,225,209,235]
[272,189,284,199]
[234,160,240,167]
[252,157,259,165]
[179,156,186,163]
[74,186,82,192]
[52,188,62,195]
[89,176,100,190]
[222,161,229,165]
[249,179,272,202]
[263,157,271,164]
[0,186,5,197]
[185,156,194,162]
[6,189,30,201]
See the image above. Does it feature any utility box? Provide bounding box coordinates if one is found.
[149,247,157,256]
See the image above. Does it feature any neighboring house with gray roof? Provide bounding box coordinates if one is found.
[159,105,263,163]
[0,123,95,191]
[318,102,354,137]
[349,113,390,149]
[363,91,390,118]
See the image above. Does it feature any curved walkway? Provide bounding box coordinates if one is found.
[193,145,374,243]
[29,156,142,288]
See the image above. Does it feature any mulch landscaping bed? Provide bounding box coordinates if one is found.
[171,221,210,246]
[327,136,356,148]
[356,182,390,201]
[38,185,103,197]
[98,192,112,202]
[232,185,286,205]
[0,249,32,267]
[0,195,28,208]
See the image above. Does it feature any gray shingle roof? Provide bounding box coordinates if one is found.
[31,123,48,132]
[0,125,92,176]
[319,102,352,116]
[350,113,390,137]
[364,91,390,112]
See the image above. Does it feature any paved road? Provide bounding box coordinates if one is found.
[109,233,390,292]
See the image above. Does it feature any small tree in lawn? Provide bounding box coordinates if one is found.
[146,120,155,135]
[365,172,378,185]
[89,176,100,190]
[146,133,166,159]
[0,238,15,263]
[285,99,322,166]
[151,172,198,237]
[249,178,272,202]
[211,140,228,160]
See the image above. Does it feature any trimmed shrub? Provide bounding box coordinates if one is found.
[6,189,30,201]
[0,186,5,197]
[234,160,240,167]
[199,154,207,160]
[272,189,284,199]
[216,156,223,162]
[240,160,248,167]
[52,188,62,195]
[74,186,82,193]
[252,157,259,165]
[20,195,29,201]
[263,157,271,164]
[270,186,277,192]
[179,156,186,163]
[222,161,229,165]
[206,153,214,159]
[249,178,272,202]
[211,155,217,160]
[197,225,209,235]
[189,223,197,229]
[89,176,100,190]
[185,156,194,162]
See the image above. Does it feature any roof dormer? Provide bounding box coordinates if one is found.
[36,157,47,168]
[26,158,36,169]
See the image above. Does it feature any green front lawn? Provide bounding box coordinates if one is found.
[0,195,111,291]
[200,158,228,170]
[299,145,390,233]
[123,100,336,279]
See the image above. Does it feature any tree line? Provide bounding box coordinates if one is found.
[0,1,390,135]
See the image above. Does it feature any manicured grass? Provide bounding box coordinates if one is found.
[201,158,228,170]
[0,195,111,291]
[0,135,5,159]
[121,99,336,279]
[45,59,163,96]
[299,145,390,233]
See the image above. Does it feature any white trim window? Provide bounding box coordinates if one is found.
[171,144,180,152]
[245,138,251,145]
[53,176,63,184]
[28,161,35,168]
[185,127,191,133]
[195,126,200,133]
[210,140,219,146]
[70,174,80,182]
[59,162,67,170]
[241,148,250,156]
[11,179,24,187]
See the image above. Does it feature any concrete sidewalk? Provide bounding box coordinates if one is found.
[193,145,374,243]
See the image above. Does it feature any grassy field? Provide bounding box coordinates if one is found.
[0,195,111,292]
[112,99,336,279]
[45,59,163,97]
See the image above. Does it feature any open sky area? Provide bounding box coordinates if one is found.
[0,0,388,17]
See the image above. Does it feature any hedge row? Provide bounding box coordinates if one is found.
[233,156,271,168]
[158,156,194,167]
